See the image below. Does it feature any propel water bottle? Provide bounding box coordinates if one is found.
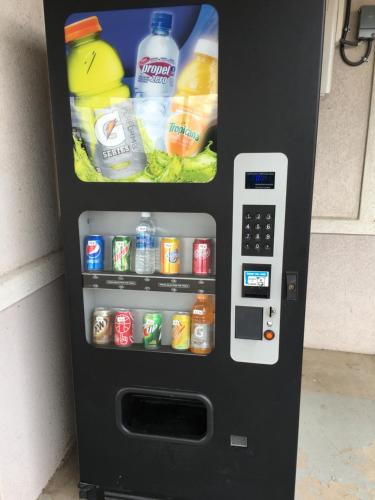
[134,12,179,151]
[65,16,146,180]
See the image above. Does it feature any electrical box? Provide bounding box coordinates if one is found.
[358,6,375,40]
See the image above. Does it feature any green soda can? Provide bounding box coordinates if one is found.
[112,236,132,271]
[143,312,163,350]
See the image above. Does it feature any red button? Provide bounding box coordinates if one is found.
[264,330,275,341]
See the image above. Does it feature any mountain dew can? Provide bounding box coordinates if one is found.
[112,236,132,271]
[143,312,163,350]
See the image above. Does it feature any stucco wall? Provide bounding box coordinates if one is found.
[305,0,375,353]
[0,280,73,500]
[0,0,74,499]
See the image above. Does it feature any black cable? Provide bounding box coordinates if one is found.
[340,39,373,66]
[340,0,373,66]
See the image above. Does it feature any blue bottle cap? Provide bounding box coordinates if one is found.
[151,12,172,32]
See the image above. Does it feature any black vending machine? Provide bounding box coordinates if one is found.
[44,1,324,498]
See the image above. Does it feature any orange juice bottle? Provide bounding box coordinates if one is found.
[190,294,215,355]
[166,39,218,157]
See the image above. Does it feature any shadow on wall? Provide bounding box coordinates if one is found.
[1,18,62,275]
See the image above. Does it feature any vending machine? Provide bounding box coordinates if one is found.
[44,0,324,498]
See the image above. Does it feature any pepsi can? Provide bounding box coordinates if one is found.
[84,235,104,271]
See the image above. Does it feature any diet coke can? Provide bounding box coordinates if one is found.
[193,239,212,275]
[114,310,134,348]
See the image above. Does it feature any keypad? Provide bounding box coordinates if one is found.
[242,205,275,256]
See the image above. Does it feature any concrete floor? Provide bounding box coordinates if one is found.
[38,349,375,500]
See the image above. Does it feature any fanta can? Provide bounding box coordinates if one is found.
[160,237,180,274]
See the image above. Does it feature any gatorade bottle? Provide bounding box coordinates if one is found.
[190,294,215,355]
[166,39,218,157]
[65,16,146,180]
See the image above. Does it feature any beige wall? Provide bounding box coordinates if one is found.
[305,0,375,354]
[0,0,73,499]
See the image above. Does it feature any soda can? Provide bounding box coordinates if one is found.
[92,308,112,345]
[84,235,104,271]
[160,237,180,274]
[171,312,191,351]
[143,312,163,350]
[114,310,134,347]
[193,238,212,275]
[112,236,132,272]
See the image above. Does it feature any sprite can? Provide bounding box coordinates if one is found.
[112,236,132,271]
[143,312,163,350]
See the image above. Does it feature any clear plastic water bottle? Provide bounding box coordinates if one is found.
[134,12,179,151]
[135,212,156,275]
[134,12,179,98]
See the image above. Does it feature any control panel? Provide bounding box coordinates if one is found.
[231,153,288,365]
[242,205,275,256]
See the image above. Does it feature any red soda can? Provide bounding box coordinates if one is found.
[193,238,213,275]
[114,310,134,347]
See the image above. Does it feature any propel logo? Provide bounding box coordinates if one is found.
[139,57,175,79]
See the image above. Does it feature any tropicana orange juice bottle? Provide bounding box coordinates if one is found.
[190,294,215,355]
[166,39,218,157]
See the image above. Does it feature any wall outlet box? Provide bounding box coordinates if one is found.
[358,6,375,40]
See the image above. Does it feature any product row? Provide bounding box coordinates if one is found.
[84,213,213,276]
[92,294,215,355]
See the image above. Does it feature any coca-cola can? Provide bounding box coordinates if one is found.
[193,238,213,276]
[114,309,134,348]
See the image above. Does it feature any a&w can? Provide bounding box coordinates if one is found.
[92,308,112,345]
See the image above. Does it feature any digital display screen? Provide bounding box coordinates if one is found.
[245,172,275,189]
[244,270,270,288]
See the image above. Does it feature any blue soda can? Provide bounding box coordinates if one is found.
[84,235,105,271]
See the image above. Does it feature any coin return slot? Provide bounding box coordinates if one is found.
[116,388,213,444]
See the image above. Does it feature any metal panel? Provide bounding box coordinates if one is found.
[230,153,288,364]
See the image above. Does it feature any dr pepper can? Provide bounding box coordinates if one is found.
[193,238,212,275]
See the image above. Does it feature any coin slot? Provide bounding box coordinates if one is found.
[116,388,213,444]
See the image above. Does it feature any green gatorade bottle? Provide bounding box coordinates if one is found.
[65,16,146,179]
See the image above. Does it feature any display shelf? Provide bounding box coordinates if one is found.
[90,343,206,355]
[82,271,216,294]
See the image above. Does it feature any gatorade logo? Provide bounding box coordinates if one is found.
[139,57,175,78]
[95,111,125,147]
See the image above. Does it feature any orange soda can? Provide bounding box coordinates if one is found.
[160,237,180,274]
